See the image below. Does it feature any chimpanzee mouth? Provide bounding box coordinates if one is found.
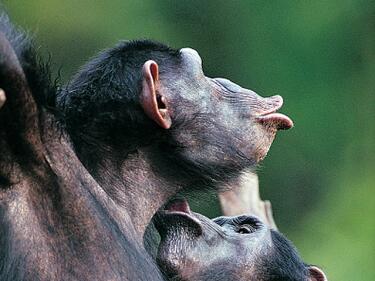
[163,199,201,224]
[155,199,202,235]
[256,96,294,130]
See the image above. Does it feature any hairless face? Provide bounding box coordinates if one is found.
[166,48,294,167]
[155,199,327,281]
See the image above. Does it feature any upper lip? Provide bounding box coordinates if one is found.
[255,96,294,130]
[158,199,202,226]
[258,95,284,116]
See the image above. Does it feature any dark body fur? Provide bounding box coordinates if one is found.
[0,14,164,281]
[0,11,294,281]
[56,34,290,238]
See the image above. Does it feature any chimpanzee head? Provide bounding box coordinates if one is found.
[58,40,293,182]
[155,200,327,281]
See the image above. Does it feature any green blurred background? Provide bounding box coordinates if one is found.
[4,0,374,280]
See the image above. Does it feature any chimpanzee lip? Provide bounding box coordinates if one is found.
[256,98,294,130]
[156,199,202,230]
[256,112,294,130]
[164,198,192,214]
[161,210,202,226]
[163,199,201,224]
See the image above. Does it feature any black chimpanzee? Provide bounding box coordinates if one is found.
[57,35,293,238]
[155,199,327,281]
[0,14,164,281]
[0,11,294,280]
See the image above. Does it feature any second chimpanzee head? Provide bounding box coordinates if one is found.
[58,40,293,184]
[155,200,327,281]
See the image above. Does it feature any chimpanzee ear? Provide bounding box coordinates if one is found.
[308,266,328,281]
[139,60,171,129]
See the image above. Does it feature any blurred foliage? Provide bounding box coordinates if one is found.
[3,0,375,280]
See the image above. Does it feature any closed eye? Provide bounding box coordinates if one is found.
[213,78,242,93]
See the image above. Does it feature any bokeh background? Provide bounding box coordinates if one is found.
[4,1,374,280]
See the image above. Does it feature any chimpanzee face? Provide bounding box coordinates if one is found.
[61,41,293,183]
[154,48,293,177]
[155,200,326,281]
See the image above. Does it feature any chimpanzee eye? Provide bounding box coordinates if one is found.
[237,224,256,234]
[213,78,242,93]
[232,215,263,234]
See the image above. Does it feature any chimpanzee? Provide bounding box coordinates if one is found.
[57,33,293,238]
[155,199,327,281]
[0,14,164,281]
[0,11,294,280]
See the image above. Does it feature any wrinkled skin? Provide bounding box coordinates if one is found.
[155,200,327,281]
[58,45,293,238]
[155,48,292,171]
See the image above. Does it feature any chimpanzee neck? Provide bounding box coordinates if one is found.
[85,146,189,238]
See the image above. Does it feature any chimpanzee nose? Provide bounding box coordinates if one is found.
[210,78,293,129]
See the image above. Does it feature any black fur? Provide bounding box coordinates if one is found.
[0,10,298,281]
[254,230,310,281]
[0,13,56,109]
[0,13,165,281]
[58,40,181,150]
